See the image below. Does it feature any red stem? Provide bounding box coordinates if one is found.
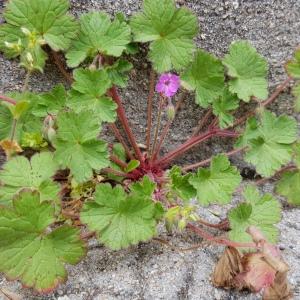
[109,86,144,162]
[150,95,164,158]
[110,155,128,169]
[0,94,17,105]
[50,50,73,84]
[187,223,257,249]
[198,219,230,230]
[146,70,156,155]
[232,77,292,128]
[152,92,186,161]
[156,129,239,167]
[182,147,246,172]
[108,123,134,160]
[101,167,130,178]
[192,108,212,136]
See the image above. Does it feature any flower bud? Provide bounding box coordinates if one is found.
[167,103,175,120]
[178,218,187,231]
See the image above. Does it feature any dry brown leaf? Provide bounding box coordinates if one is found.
[212,226,293,299]
[0,139,23,158]
[236,253,277,292]
[212,246,243,288]
[263,270,293,300]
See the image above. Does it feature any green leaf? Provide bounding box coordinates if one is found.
[182,50,225,107]
[189,155,241,206]
[12,100,29,119]
[130,176,156,198]
[106,59,133,88]
[286,48,300,78]
[229,185,281,244]
[1,0,78,52]
[292,82,300,112]
[212,89,239,128]
[2,92,44,143]
[0,152,60,206]
[20,132,48,149]
[0,190,86,293]
[67,68,117,123]
[107,143,126,182]
[0,104,13,140]
[125,160,140,173]
[235,117,259,148]
[66,12,131,67]
[276,171,300,206]
[81,182,158,250]
[53,110,110,183]
[293,142,300,168]
[223,41,268,102]
[169,166,196,201]
[32,84,67,117]
[130,0,198,72]
[243,111,297,177]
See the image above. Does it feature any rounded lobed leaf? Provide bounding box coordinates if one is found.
[0,189,86,293]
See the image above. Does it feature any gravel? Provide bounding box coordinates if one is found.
[0,0,300,299]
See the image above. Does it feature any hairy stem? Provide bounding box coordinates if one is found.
[182,147,246,172]
[187,223,257,249]
[110,155,128,169]
[50,50,73,84]
[150,95,165,158]
[10,119,17,142]
[156,129,240,167]
[22,71,31,93]
[197,218,230,230]
[108,123,134,160]
[146,69,156,156]
[152,92,186,161]
[254,164,298,186]
[101,167,129,178]
[0,94,17,105]
[192,108,212,136]
[233,77,292,128]
[109,86,144,162]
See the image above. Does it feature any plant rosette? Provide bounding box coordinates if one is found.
[0,0,298,297]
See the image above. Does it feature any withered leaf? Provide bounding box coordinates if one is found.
[212,246,243,288]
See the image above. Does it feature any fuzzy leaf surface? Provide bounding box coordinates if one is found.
[169,166,196,201]
[229,185,281,244]
[53,111,109,183]
[182,50,225,107]
[68,68,117,123]
[0,190,86,293]
[66,12,131,67]
[242,111,297,177]
[223,41,268,102]
[81,180,158,250]
[212,89,239,128]
[130,0,198,72]
[106,60,133,88]
[189,155,241,206]
[276,171,300,205]
[32,84,67,117]
[286,48,300,78]
[292,83,300,112]
[0,0,78,54]
[0,152,59,206]
[0,104,13,140]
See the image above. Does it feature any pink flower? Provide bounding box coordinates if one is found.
[155,73,180,98]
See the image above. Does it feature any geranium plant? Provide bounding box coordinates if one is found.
[0,0,299,298]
